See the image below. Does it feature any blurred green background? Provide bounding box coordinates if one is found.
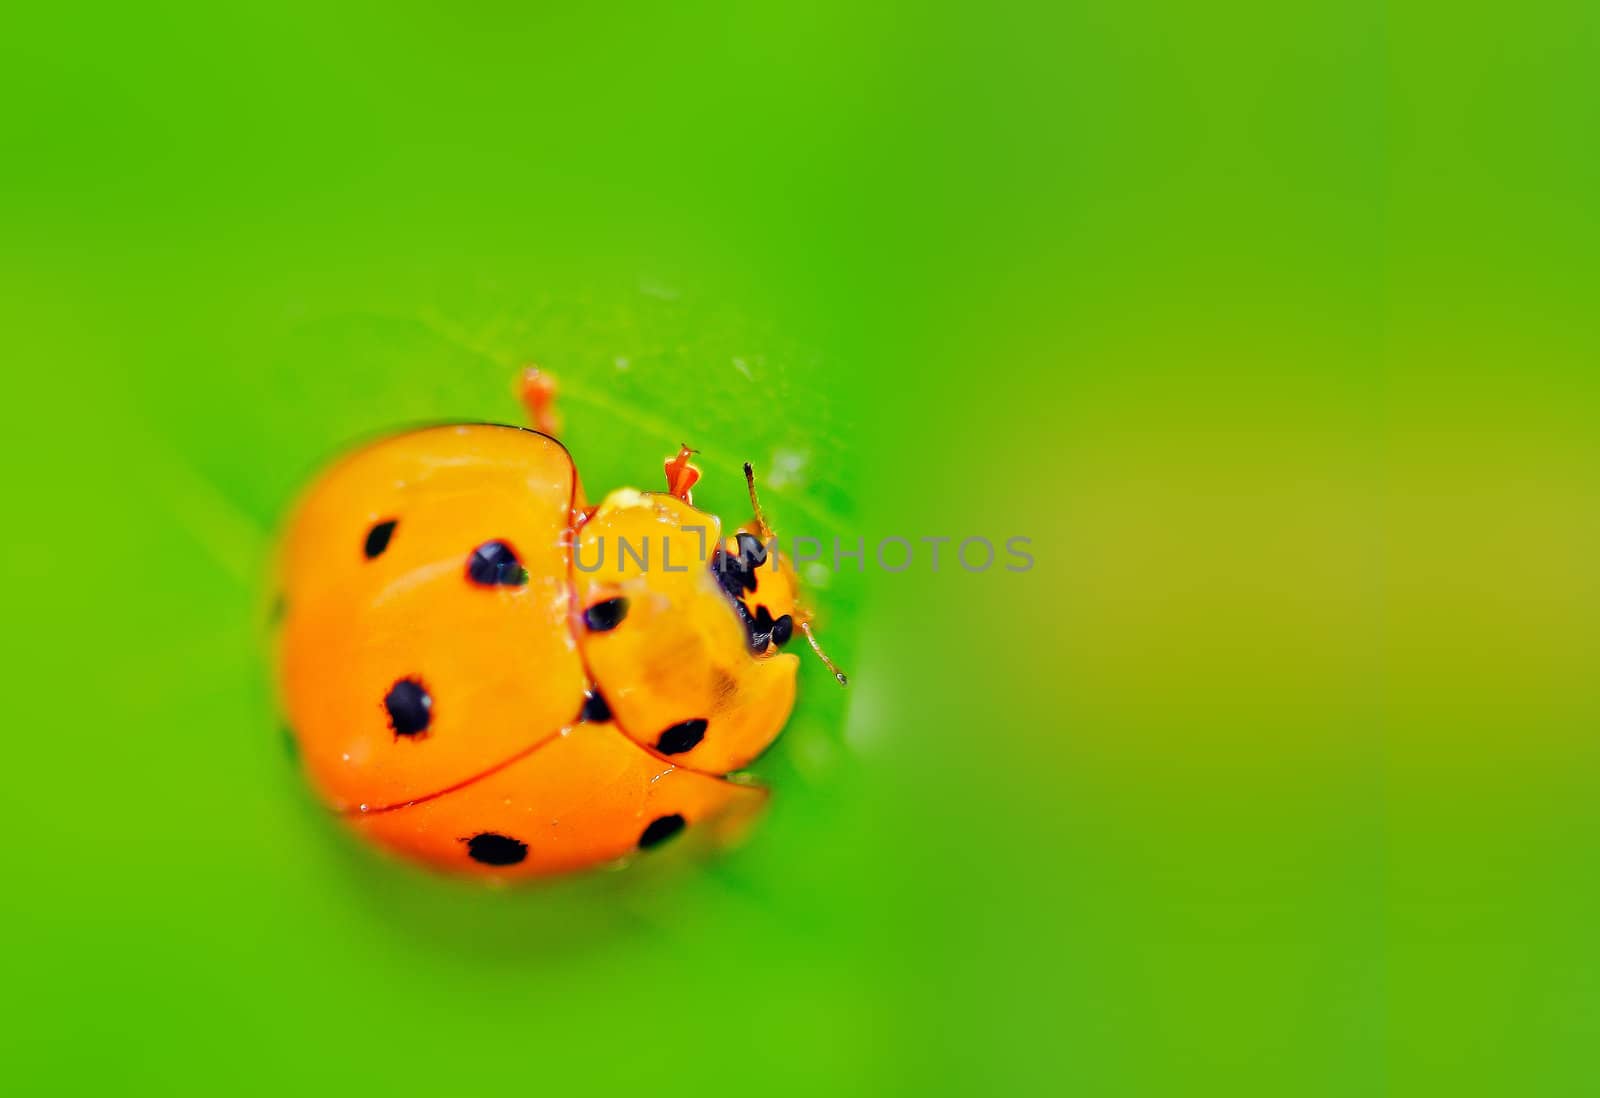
[4,3,1596,1094]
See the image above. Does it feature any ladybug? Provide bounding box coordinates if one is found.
[274,368,844,879]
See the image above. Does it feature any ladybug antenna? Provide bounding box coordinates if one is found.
[743,462,774,540]
[745,461,846,687]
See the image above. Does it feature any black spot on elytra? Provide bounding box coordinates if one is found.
[463,832,528,866]
[581,689,612,723]
[638,814,687,850]
[584,597,629,631]
[467,540,528,586]
[384,678,432,737]
[656,718,708,755]
[364,519,397,559]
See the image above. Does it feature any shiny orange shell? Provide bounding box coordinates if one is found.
[275,424,789,880]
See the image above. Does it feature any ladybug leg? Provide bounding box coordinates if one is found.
[799,620,848,686]
[518,366,562,437]
[663,445,702,503]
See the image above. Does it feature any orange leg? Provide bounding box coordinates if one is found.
[799,620,848,686]
[663,445,702,503]
[518,366,562,437]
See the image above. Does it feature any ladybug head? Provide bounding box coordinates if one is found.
[655,447,846,686]
[708,463,846,685]
[711,528,800,657]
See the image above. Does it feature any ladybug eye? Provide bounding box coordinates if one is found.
[734,531,767,569]
[771,614,794,647]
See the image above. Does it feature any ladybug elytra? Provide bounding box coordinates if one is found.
[274,368,842,879]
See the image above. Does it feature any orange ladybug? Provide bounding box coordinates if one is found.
[274,368,843,880]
